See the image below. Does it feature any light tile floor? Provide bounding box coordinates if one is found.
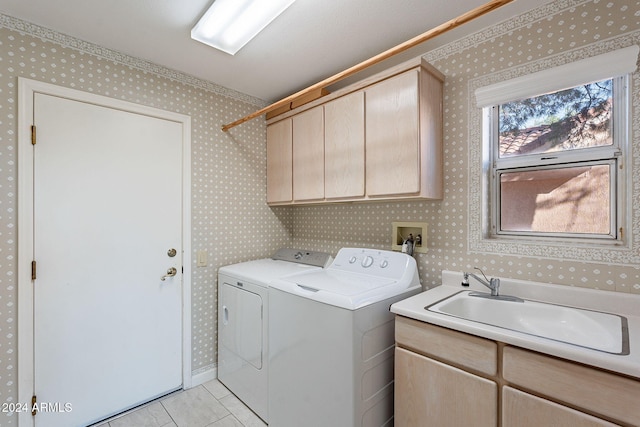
[96,380,267,427]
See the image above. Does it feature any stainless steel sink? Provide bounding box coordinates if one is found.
[426,291,629,354]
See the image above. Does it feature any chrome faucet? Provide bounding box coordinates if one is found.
[463,268,500,296]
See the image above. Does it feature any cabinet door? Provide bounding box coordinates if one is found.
[366,70,420,196]
[395,347,497,427]
[292,106,324,201]
[503,346,640,426]
[502,387,620,427]
[324,91,365,199]
[266,119,292,204]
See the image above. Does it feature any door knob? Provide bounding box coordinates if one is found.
[161,267,177,281]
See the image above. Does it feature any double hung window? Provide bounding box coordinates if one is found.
[475,46,638,243]
[492,78,621,239]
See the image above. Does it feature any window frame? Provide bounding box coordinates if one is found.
[486,74,629,245]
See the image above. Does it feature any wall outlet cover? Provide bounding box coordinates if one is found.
[196,250,208,267]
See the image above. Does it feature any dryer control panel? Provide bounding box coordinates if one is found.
[271,248,332,268]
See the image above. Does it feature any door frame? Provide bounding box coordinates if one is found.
[17,78,192,426]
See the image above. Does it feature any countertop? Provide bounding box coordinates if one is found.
[390,270,640,379]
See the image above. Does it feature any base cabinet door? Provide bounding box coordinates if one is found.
[502,387,620,427]
[503,346,640,425]
[394,347,497,427]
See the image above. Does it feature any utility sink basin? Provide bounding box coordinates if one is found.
[427,291,629,354]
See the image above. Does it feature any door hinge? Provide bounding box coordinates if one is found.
[31,260,36,280]
[31,125,37,145]
[31,395,37,416]
[620,227,624,239]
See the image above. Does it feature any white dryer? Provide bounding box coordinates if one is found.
[268,248,421,427]
[217,248,332,423]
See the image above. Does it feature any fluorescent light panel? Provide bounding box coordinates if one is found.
[191,0,297,55]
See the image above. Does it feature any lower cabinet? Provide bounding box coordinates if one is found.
[502,387,619,427]
[394,347,497,427]
[394,316,639,427]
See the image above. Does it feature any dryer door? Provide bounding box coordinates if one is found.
[220,282,263,369]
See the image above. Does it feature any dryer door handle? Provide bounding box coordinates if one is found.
[223,305,229,325]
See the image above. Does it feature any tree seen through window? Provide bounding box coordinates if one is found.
[498,79,613,158]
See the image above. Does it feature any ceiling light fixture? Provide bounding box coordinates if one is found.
[191,0,297,55]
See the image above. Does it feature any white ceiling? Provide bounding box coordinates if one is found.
[0,0,544,103]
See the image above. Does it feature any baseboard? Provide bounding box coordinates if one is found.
[190,365,217,388]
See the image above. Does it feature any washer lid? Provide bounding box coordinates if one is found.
[287,270,396,294]
[271,269,416,310]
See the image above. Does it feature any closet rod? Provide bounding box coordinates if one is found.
[222,0,513,132]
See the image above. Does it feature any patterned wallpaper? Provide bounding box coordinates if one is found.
[0,13,292,423]
[0,0,639,421]
[293,0,640,293]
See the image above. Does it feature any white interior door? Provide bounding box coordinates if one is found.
[32,92,184,426]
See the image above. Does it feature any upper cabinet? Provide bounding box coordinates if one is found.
[292,106,324,201]
[266,57,444,206]
[365,70,421,197]
[324,91,365,200]
[266,119,292,204]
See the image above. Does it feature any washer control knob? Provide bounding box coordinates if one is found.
[380,260,389,268]
[349,256,357,264]
[294,252,303,260]
[361,255,374,268]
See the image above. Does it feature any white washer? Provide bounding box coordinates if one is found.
[217,248,332,423]
[268,248,421,427]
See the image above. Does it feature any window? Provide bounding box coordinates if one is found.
[475,46,638,244]
[490,78,623,240]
